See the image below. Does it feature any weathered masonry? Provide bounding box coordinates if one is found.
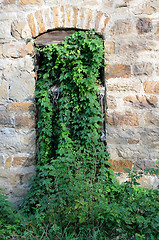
[0,0,159,203]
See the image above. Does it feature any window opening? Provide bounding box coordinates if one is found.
[35,30,106,145]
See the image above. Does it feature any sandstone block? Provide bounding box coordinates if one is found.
[110,20,133,35]
[124,95,158,108]
[0,155,4,167]
[156,23,159,34]
[0,78,8,100]
[139,128,159,147]
[20,0,43,5]
[104,41,115,55]
[15,115,35,128]
[2,42,33,58]
[144,112,159,126]
[107,79,140,92]
[136,18,152,34]
[35,10,45,34]
[105,64,131,79]
[27,13,37,37]
[107,111,139,126]
[116,40,156,54]
[11,20,30,40]
[133,62,153,76]
[86,10,93,29]
[134,3,157,15]
[134,160,159,170]
[8,102,35,112]
[108,159,133,172]
[9,72,35,101]
[3,0,16,5]
[143,81,159,93]
[0,133,36,155]
[0,112,14,127]
[5,156,12,169]
[52,6,59,28]
[13,156,35,167]
[128,140,139,144]
[107,95,117,109]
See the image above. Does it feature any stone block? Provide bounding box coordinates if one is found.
[27,13,37,37]
[128,140,139,144]
[107,111,139,126]
[107,95,117,109]
[108,159,133,172]
[116,39,156,54]
[0,112,14,127]
[35,10,45,34]
[124,95,158,108]
[139,128,159,147]
[20,0,43,5]
[0,133,36,155]
[104,41,115,55]
[156,23,159,34]
[9,72,35,101]
[52,6,59,28]
[15,115,35,128]
[143,81,159,93]
[136,18,152,34]
[13,156,36,167]
[0,78,8,100]
[134,160,159,170]
[5,156,12,169]
[144,112,159,126]
[107,79,141,92]
[3,0,16,4]
[110,20,133,35]
[11,20,31,40]
[133,62,153,76]
[8,102,35,112]
[105,64,131,79]
[0,155,4,167]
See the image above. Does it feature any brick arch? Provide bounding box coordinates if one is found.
[11,5,109,40]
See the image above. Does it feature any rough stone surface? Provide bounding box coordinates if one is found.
[143,81,159,93]
[105,64,131,79]
[110,20,133,35]
[124,95,158,108]
[20,0,43,5]
[0,0,159,202]
[136,18,152,34]
[133,62,153,76]
[107,111,140,126]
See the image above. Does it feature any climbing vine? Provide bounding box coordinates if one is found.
[0,29,159,240]
[22,29,114,224]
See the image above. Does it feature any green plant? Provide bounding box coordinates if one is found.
[0,30,159,240]
[22,29,115,230]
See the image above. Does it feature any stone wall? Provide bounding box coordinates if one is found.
[0,0,159,203]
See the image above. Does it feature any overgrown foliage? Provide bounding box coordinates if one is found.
[0,30,159,240]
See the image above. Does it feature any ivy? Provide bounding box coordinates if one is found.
[22,30,115,225]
